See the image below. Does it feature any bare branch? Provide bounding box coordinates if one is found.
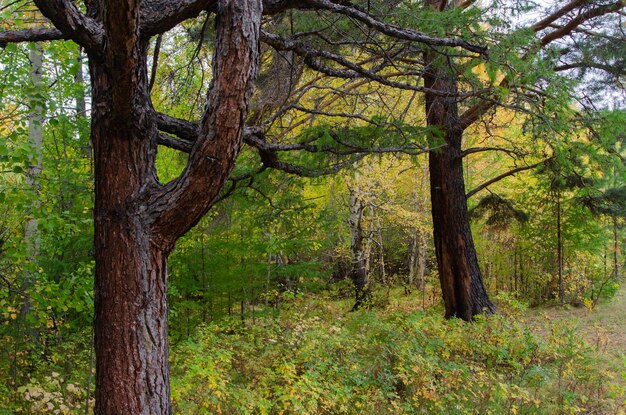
[461,146,524,158]
[149,34,163,92]
[157,133,193,153]
[261,31,486,98]
[140,0,216,37]
[0,28,65,46]
[155,112,200,142]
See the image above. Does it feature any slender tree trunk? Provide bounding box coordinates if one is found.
[613,217,619,280]
[408,229,428,290]
[408,228,417,288]
[423,32,494,321]
[74,49,91,159]
[21,44,44,323]
[375,211,386,285]
[556,190,564,303]
[416,230,427,289]
[349,185,371,310]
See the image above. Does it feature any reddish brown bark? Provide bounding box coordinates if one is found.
[424,0,495,320]
[87,0,262,413]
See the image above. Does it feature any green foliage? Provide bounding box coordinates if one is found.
[170,298,620,414]
[470,194,528,227]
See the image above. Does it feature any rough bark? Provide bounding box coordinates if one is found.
[87,1,262,413]
[423,32,494,320]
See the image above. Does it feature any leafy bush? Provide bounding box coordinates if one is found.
[170,300,621,414]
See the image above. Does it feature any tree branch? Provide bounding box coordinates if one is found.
[539,1,624,47]
[32,0,104,53]
[157,133,193,153]
[531,0,587,32]
[0,28,66,47]
[261,31,485,97]
[459,0,624,130]
[149,0,262,249]
[303,0,487,55]
[466,161,544,199]
[140,0,217,37]
[461,146,523,158]
[155,112,200,142]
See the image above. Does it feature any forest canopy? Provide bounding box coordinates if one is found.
[0,0,625,413]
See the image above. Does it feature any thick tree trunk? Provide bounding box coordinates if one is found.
[429,143,494,320]
[93,223,170,414]
[85,1,262,412]
[90,41,170,412]
[424,46,494,321]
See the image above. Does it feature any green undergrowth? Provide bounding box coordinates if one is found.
[170,294,626,415]
[3,291,624,414]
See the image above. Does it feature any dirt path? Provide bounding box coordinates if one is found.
[528,284,626,383]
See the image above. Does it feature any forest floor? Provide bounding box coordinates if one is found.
[527,283,626,387]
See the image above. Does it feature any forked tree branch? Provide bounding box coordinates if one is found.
[459,0,624,130]
[32,0,104,53]
[303,0,487,55]
[149,0,262,248]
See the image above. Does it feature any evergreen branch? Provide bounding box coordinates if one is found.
[261,31,485,98]
[531,0,587,32]
[302,0,487,55]
[466,161,544,199]
[460,0,625,130]
[539,1,624,47]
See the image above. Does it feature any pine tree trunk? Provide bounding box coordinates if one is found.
[85,1,262,412]
[93,222,171,414]
[90,37,171,410]
[424,47,494,321]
